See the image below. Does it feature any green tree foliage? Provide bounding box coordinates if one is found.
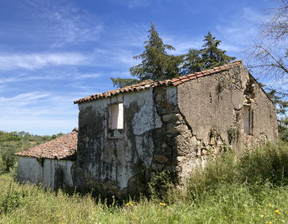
[267,89,288,142]
[182,49,202,74]
[182,32,235,74]
[112,26,235,87]
[110,78,139,88]
[1,142,18,171]
[0,131,64,172]
[201,32,236,69]
[129,22,183,81]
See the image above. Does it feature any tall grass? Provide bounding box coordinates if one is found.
[0,142,288,223]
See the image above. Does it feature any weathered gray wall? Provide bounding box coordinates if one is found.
[177,64,278,150]
[73,88,163,195]
[17,157,74,189]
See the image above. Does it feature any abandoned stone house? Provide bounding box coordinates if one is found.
[17,60,278,195]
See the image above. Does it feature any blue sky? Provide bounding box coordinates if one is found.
[0,0,277,135]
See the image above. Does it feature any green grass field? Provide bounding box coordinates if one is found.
[1,143,288,224]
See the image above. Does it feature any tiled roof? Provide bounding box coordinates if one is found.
[74,60,243,104]
[16,129,78,160]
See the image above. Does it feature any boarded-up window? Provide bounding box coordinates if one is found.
[109,103,124,130]
[244,106,253,135]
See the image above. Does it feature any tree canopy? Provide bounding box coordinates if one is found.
[182,32,235,75]
[129,22,183,81]
[111,24,235,88]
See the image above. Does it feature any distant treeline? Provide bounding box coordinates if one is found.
[0,131,65,172]
[0,131,64,143]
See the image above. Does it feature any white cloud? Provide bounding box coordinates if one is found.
[0,92,50,106]
[21,0,103,48]
[113,0,151,8]
[0,53,87,71]
[0,91,79,135]
[215,7,268,48]
[74,73,102,80]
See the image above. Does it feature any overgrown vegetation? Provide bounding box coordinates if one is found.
[0,131,64,172]
[1,142,288,223]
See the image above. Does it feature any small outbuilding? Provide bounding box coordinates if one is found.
[16,129,78,189]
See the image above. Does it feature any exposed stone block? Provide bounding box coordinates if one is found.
[154,155,169,163]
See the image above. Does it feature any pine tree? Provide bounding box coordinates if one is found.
[200,32,235,69]
[182,32,235,75]
[130,22,183,81]
[182,49,202,74]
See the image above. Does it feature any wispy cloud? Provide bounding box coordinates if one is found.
[20,0,103,48]
[0,91,79,135]
[215,7,267,48]
[74,73,102,80]
[0,92,50,106]
[112,0,151,8]
[0,53,87,71]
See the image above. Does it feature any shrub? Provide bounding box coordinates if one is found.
[186,142,288,200]
[0,142,18,171]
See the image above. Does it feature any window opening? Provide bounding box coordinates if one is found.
[244,105,253,135]
[109,103,124,130]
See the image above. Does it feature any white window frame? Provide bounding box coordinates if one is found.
[109,103,124,130]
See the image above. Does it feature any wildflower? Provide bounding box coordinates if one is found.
[126,201,134,206]
[260,214,264,217]
[275,209,281,215]
[159,202,167,207]
[268,222,272,224]
[269,203,272,207]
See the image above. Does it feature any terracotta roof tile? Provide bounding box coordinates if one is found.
[16,129,78,160]
[74,60,243,104]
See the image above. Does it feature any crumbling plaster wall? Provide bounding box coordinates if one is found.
[73,88,163,195]
[177,64,278,150]
[17,157,74,189]
[246,77,278,144]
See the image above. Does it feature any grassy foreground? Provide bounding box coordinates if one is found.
[1,143,288,224]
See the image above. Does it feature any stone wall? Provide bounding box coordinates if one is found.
[177,64,278,152]
[72,88,163,196]
[150,64,278,182]
[151,86,223,182]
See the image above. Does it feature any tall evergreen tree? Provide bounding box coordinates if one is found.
[182,49,202,74]
[130,22,183,81]
[182,32,235,75]
[201,32,235,69]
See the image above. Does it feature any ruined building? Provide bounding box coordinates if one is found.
[17,60,278,195]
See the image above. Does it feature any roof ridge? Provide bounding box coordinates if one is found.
[74,60,243,104]
[16,130,78,160]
